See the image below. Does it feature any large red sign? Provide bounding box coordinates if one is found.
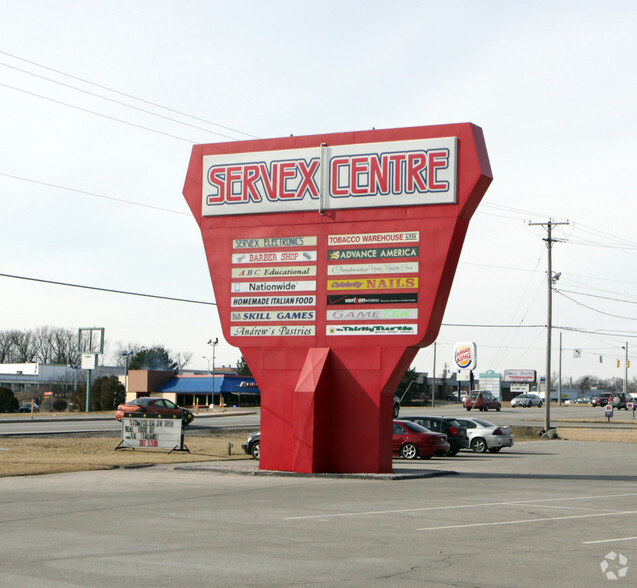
[183,123,492,473]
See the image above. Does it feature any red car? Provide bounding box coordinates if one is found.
[392,420,450,460]
[463,391,501,412]
[115,397,194,426]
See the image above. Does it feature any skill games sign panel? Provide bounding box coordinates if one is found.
[183,123,492,474]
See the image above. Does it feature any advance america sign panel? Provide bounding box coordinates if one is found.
[202,137,457,216]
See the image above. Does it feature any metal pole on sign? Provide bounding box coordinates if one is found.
[432,342,436,409]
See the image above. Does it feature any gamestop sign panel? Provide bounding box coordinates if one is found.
[203,137,457,216]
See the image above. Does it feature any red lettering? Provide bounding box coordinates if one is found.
[225,165,243,202]
[350,156,368,195]
[428,150,449,191]
[297,159,320,198]
[242,164,262,202]
[278,161,297,199]
[369,155,389,194]
[406,153,427,192]
[207,168,225,203]
[388,153,406,193]
[331,157,349,197]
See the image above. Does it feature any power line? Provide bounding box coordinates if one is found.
[0,171,189,216]
[0,272,215,306]
[0,49,259,140]
[0,80,196,143]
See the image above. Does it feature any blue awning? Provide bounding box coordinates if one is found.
[157,374,260,395]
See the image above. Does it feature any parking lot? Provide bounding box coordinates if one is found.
[1,438,636,587]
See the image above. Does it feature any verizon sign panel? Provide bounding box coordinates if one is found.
[184,123,492,474]
[203,137,457,216]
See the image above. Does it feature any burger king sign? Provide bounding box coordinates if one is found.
[454,342,477,371]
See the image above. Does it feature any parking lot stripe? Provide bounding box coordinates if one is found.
[582,536,637,545]
[417,511,637,532]
[284,493,637,521]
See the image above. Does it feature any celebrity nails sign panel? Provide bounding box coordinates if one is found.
[183,123,492,474]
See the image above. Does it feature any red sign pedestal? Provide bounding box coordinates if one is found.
[184,123,492,473]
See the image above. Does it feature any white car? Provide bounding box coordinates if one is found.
[511,393,543,408]
[455,418,515,453]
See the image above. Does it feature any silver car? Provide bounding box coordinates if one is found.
[511,393,543,408]
[455,418,515,453]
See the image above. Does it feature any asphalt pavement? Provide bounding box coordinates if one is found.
[1,439,636,587]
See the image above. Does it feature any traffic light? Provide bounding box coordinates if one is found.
[617,359,620,368]
[628,360,631,369]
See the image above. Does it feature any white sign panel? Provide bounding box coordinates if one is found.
[120,415,183,450]
[232,250,317,264]
[327,324,418,336]
[326,309,418,320]
[327,262,419,276]
[510,383,530,393]
[230,325,315,336]
[231,295,316,307]
[203,138,457,216]
[504,369,537,383]
[231,280,316,293]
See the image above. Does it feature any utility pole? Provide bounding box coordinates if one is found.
[529,219,569,433]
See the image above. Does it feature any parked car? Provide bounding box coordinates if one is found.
[455,418,515,453]
[576,396,592,404]
[591,392,614,407]
[401,416,469,456]
[607,393,630,410]
[511,393,543,408]
[115,397,194,426]
[19,402,40,413]
[392,420,449,460]
[463,391,501,412]
[242,431,261,459]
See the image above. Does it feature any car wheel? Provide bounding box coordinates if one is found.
[471,438,488,453]
[466,407,471,411]
[401,443,419,460]
[251,441,260,460]
[538,403,543,408]
[393,404,400,418]
[483,404,489,412]
[446,448,459,457]
[496,404,501,412]
[488,447,502,453]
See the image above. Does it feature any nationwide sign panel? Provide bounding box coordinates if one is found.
[183,123,492,475]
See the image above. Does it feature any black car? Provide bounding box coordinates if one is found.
[401,416,469,456]
[19,402,40,413]
[242,432,260,460]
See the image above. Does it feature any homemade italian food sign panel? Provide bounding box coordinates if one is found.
[229,230,420,338]
[203,137,457,216]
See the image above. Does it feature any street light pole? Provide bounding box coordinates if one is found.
[121,351,133,399]
[208,338,218,409]
[623,342,628,395]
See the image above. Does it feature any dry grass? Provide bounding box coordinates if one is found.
[0,430,253,478]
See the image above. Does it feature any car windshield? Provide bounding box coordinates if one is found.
[467,394,479,399]
[473,419,495,427]
[401,421,430,433]
[445,419,462,428]
[129,397,154,406]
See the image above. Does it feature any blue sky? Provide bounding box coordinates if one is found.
[1,0,635,382]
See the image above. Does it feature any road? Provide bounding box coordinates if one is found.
[1,404,635,436]
[1,440,636,587]
[0,411,260,436]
